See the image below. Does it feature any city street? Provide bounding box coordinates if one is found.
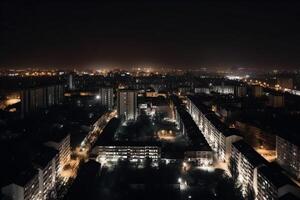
[60,110,117,180]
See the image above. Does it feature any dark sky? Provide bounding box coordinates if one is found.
[1,1,300,69]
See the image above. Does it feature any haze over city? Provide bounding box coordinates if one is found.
[1,1,300,69]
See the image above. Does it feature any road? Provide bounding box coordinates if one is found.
[80,109,117,152]
[244,79,300,96]
[60,110,117,180]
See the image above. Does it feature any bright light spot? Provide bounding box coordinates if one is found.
[226,75,242,80]
[96,95,100,99]
[98,156,107,166]
[178,178,182,183]
[198,166,215,172]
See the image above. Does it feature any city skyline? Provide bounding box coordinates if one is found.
[1,1,300,200]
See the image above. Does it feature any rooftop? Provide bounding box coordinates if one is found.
[187,95,213,115]
[276,131,300,147]
[47,131,70,144]
[232,140,268,167]
[176,107,212,152]
[279,193,300,200]
[33,146,58,169]
[258,165,296,188]
[10,166,38,187]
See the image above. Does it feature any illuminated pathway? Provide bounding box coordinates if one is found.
[61,110,117,180]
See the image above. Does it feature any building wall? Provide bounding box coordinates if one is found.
[231,145,256,196]
[257,169,300,200]
[23,173,40,200]
[184,150,213,166]
[2,173,41,200]
[186,97,241,162]
[277,135,300,180]
[95,145,160,163]
[212,85,235,94]
[117,90,137,120]
[225,135,242,162]
[99,87,114,110]
[21,85,64,117]
[37,157,57,200]
[45,134,71,175]
[256,169,278,200]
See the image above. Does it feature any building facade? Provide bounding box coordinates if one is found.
[117,89,138,120]
[33,147,59,200]
[256,165,300,200]
[231,140,267,197]
[1,169,40,200]
[171,95,214,166]
[21,84,64,117]
[94,142,161,163]
[186,95,242,162]
[276,135,300,180]
[98,87,114,110]
[45,134,71,175]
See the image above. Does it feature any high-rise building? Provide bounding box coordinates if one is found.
[257,165,300,200]
[33,147,59,200]
[231,140,268,197]
[69,74,74,90]
[45,134,71,175]
[212,85,235,94]
[173,103,213,166]
[117,89,137,120]
[98,87,114,110]
[186,95,242,162]
[20,85,64,118]
[1,168,40,200]
[94,141,161,163]
[276,135,300,180]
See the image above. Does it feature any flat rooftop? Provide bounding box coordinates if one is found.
[33,146,58,169]
[187,95,214,115]
[10,166,38,187]
[258,165,296,188]
[175,106,212,152]
[232,140,268,167]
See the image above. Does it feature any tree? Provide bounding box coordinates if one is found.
[215,176,243,200]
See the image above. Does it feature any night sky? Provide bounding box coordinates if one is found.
[1,1,300,69]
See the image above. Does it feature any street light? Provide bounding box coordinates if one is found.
[178,177,182,183]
